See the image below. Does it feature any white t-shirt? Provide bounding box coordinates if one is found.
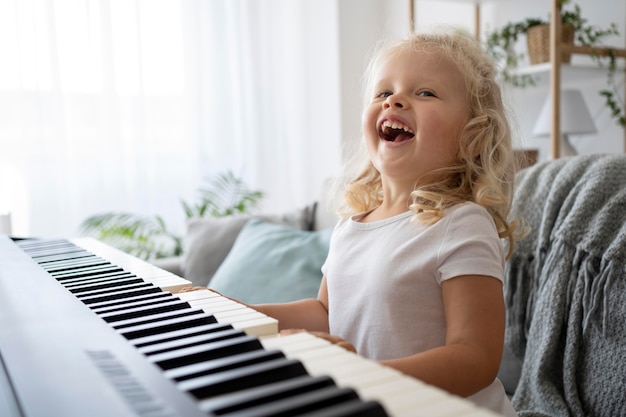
[322,202,517,416]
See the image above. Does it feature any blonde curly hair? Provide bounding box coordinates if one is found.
[339,29,520,257]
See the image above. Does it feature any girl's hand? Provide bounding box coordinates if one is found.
[280,329,357,353]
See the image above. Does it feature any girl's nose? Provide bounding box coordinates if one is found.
[383,94,407,109]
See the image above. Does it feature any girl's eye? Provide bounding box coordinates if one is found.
[376,91,392,99]
[418,90,435,97]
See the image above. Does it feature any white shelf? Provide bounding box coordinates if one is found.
[512,63,622,85]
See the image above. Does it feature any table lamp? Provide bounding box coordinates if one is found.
[532,89,597,156]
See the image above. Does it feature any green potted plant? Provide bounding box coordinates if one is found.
[80,170,264,260]
[484,0,624,126]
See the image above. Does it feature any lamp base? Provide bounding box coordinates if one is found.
[561,134,578,157]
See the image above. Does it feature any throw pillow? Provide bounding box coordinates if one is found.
[181,204,317,287]
[209,219,332,304]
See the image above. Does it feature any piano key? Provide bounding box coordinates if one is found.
[212,310,266,323]
[217,385,361,417]
[198,374,337,415]
[51,265,125,280]
[79,284,162,304]
[296,400,389,417]
[38,256,106,270]
[22,247,89,260]
[111,308,208,330]
[65,276,146,293]
[189,296,246,309]
[176,288,223,302]
[90,291,175,313]
[75,282,157,299]
[149,335,264,370]
[175,290,278,337]
[58,271,136,287]
[137,327,246,356]
[178,358,309,400]
[228,315,279,337]
[98,299,193,323]
[130,322,234,348]
[119,313,219,340]
[164,349,287,383]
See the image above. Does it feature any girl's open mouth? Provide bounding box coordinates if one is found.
[379,120,415,142]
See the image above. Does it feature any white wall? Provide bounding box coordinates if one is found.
[336,0,409,160]
[336,0,626,164]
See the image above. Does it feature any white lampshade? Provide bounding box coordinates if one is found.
[0,213,11,235]
[532,89,597,137]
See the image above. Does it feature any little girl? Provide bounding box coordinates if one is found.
[192,29,520,416]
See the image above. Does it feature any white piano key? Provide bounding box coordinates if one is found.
[212,310,266,323]
[176,289,222,302]
[261,332,331,353]
[189,298,249,312]
[230,316,279,337]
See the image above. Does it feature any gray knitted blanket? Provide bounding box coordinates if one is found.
[504,154,626,417]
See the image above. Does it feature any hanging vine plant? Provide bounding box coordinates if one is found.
[484,0,624,127]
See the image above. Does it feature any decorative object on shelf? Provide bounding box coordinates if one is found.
[526,22,574,65]
[484,0,623,128]
[532,89,597,156]
[80,171,264,260]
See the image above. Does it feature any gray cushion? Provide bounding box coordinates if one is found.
[181,205,316,287]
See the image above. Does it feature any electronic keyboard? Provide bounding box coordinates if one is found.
[0,235,500,417]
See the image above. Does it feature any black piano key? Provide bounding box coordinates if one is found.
[25,248,88,259]
[119,314,219,340]
[38,256,103,269]
[58,270,134,286]
[164,349,287,383]
[35,249,94,259]
[98,299,192,323]
[79,284,162,305]
[65,276,144,294]
[75,282,155,299]
[137,327,246,356]
[217,386,360,417]
[198,374,336,415]
[90,292,174,313]
[111,308,206,330]
[298,400,390,417]
[178,358,309,400]
[51,265,125,280]
[131,323,234,348]
[18,241,75,251]
[150,335,263,370]
[61,272,136,288]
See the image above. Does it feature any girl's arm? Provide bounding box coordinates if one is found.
[252,276,331,333]
[380,274,505,397]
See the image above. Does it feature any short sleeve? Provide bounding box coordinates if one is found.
[437,203,505,283]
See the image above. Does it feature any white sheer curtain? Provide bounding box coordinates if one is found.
[0,0,341,238]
